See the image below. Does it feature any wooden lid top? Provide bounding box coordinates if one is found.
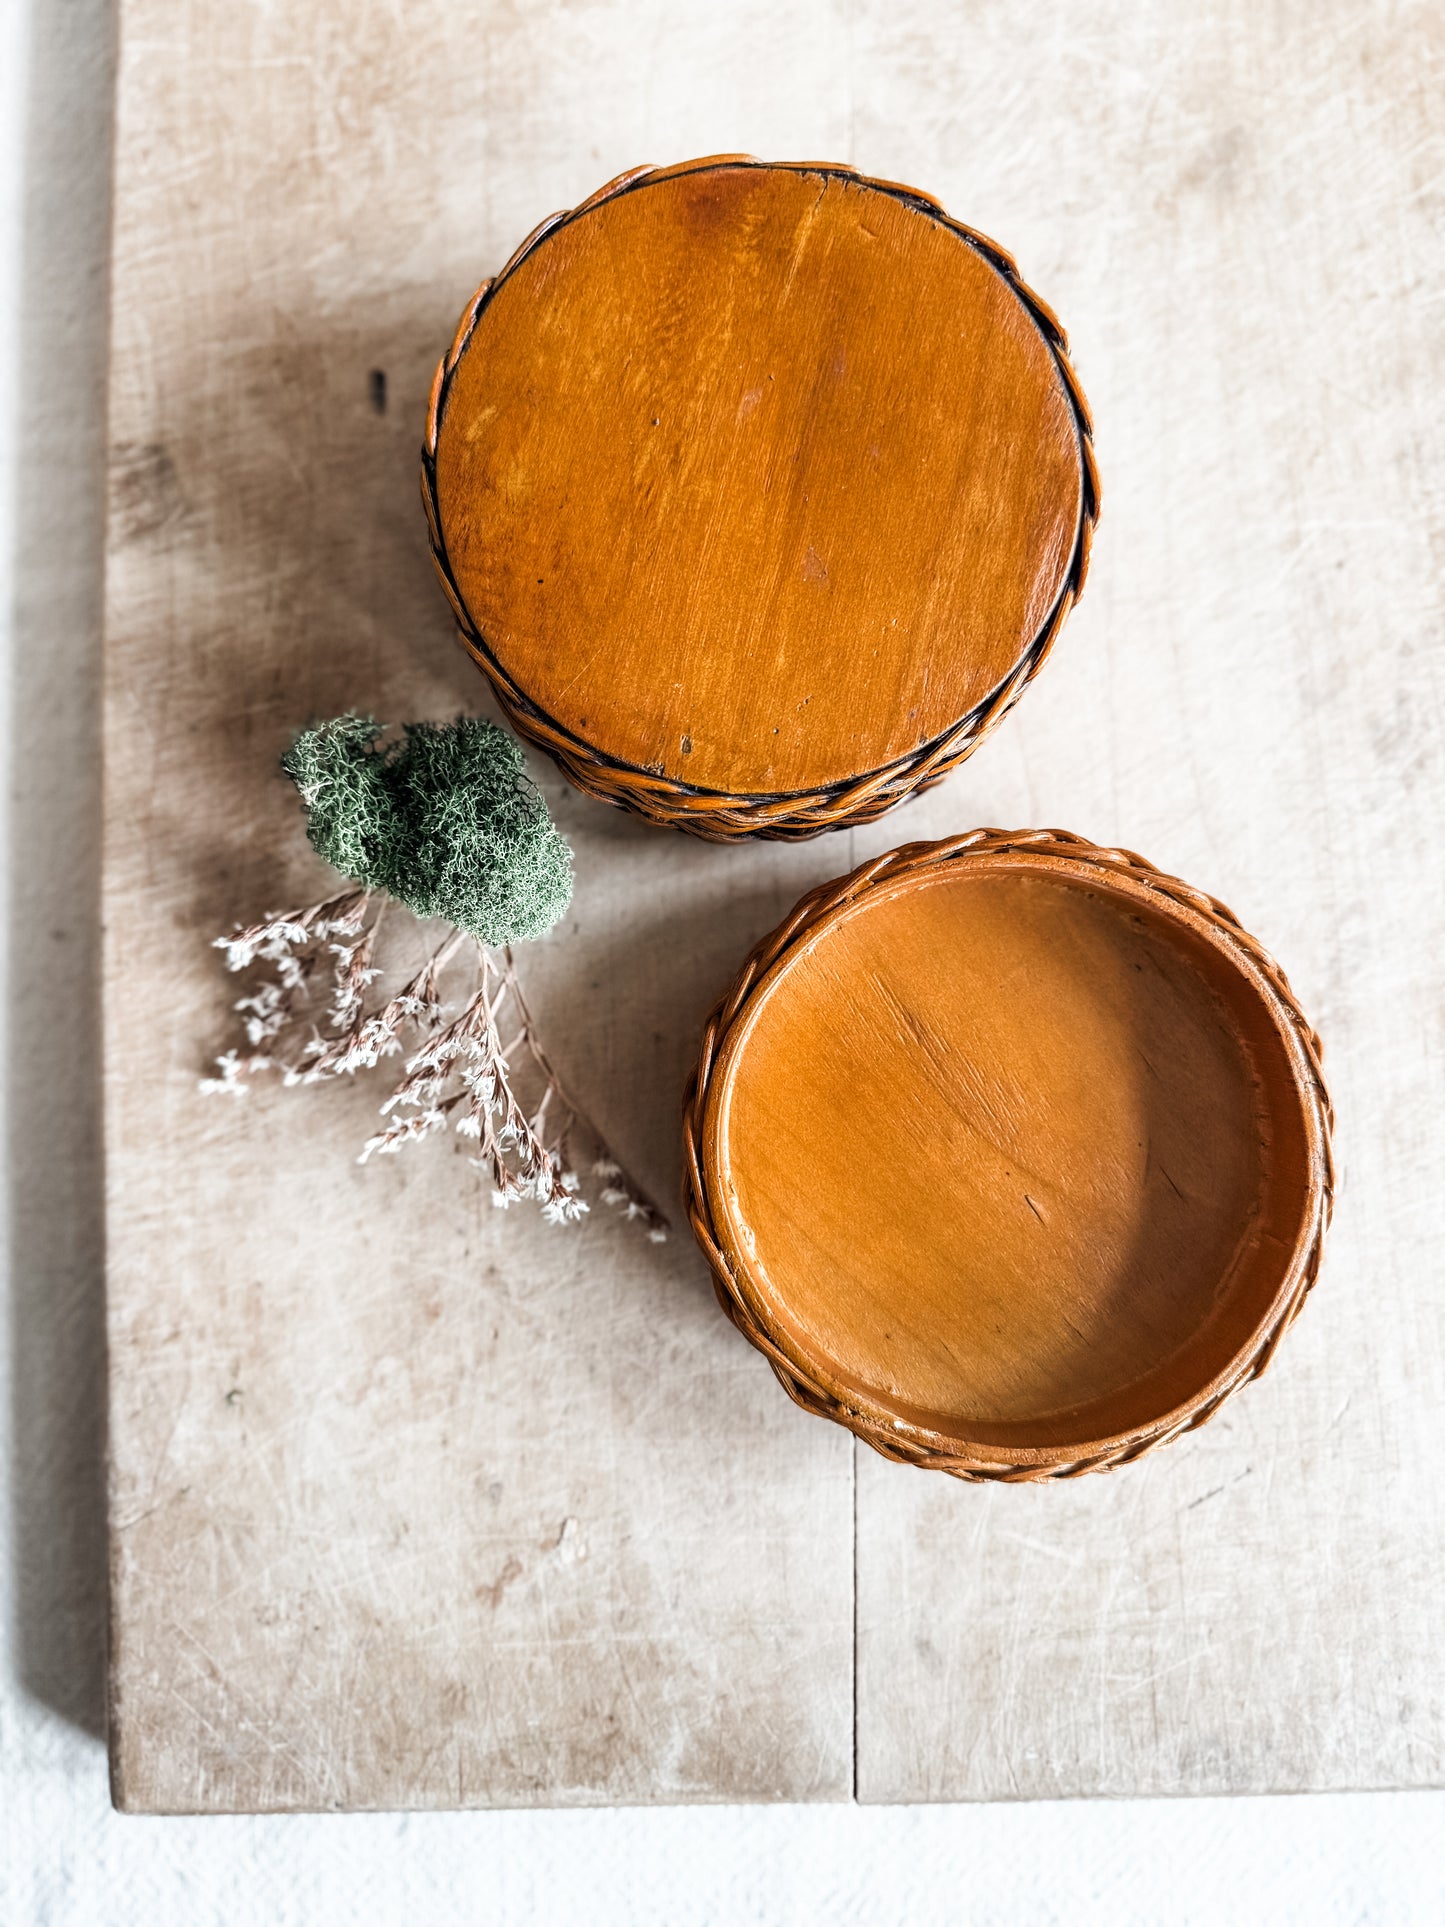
[691,834,1333,1474]
[430,159,1092,802]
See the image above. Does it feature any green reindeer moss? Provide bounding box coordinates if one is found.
[280,713,573,944]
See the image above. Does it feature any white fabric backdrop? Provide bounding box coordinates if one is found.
[1,0,1441,1917]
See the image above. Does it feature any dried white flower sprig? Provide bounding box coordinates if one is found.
[200,713,667,1239]
[204,891,667,1238]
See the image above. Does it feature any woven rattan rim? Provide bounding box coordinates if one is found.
[421,156,1101,841]
[682,829,1336,1481]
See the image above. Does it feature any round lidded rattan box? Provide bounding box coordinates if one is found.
[684,831,1334,1480]
[423,156,1098,841]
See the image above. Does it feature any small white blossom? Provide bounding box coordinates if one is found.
[199,1049,254,1098]
[542,1193,590,1224]
[358,1107,446,1163]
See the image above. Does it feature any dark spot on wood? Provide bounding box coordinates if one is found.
[108,441,193,546]
[478,1554,524,1609]
[369,368,387,413]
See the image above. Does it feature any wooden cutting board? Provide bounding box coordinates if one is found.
[103,0,1445,1810]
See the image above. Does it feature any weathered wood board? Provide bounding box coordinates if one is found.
[847,0,1445,1800]
[101,1,863,1814]
[103,0,1445,1809]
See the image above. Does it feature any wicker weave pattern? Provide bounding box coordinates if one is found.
[421,157,1101,841]
[681,829,1336,1480]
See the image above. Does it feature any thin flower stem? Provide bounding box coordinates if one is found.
[494,946,670,1240]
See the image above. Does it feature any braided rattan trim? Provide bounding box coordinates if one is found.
[681,829,1336,1481]
[421,157,1101,841]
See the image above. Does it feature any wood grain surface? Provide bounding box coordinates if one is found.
[431,160,1087,802]
[103,0,1445,1809]
[691,835,1331,1476]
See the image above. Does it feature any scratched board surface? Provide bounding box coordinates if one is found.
[103,0,1445,1809]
